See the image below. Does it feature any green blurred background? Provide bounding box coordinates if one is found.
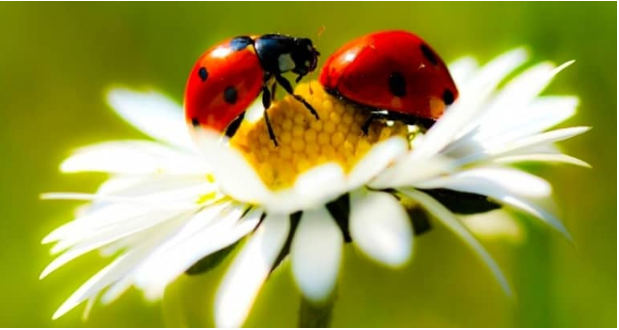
[0,2,615,327]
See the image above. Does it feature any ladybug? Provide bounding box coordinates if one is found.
[319,30,458,132]
[185,34,320,145]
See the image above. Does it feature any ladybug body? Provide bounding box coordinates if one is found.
[185,34,320,143]
[320,30,458,129]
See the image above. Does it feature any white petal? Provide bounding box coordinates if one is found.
[448,56,479,86]
[501,194,572,242]
[197,133,270,204]
[134,206,260,299]
[473,96,579,146]
[461,210,525,244]
[495,152,591,168]
[259,163,348,215]
[401,189,511,296]
[52,248,145,319]
[293,163,347,206]
[478,61,574,130]
[215,214,290,328]
[107,89,195,151]
[415,167,552,198]
[41,210,186,278]
[456,127,591,166]
[349,190,413,267]
[44,203,166,245]
[413,48,529,157]
[43,182,211,245]
[61,141,209,175]
[347,137,408,189]
[369,153,453,189]
[291,207,343,302]
[100,277,132,304]
[414,170,571,240]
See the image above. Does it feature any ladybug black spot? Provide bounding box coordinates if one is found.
[191,118,200,127]
[198,67,208,82]
[230,36,253,51]
[420,44,438,66]
[388,72,407,97]
[224,86,238,104]
[443,89,455,105]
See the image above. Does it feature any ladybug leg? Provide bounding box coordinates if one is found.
[270,82,278,101]
[274,74,319,119]
[383,112,436,133]
[361,116,373,135]
[261,85,279,146]
[224,112,246,138]
[361,112,390,135]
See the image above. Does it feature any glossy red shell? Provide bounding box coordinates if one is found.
[184,38,263,132]
[319,30,458,120]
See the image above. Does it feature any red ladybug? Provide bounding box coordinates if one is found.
[319,30,458,132]
[185,34,320,145]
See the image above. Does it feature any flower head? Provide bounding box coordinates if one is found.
[41,48,589,327]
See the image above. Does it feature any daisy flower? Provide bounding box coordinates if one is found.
[41,48,589,327]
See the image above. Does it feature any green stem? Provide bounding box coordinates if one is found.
[298,295,336,328]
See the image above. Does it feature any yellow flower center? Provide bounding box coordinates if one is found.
[230,81,409,190]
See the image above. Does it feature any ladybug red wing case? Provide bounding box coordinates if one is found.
[184,37,263,133]
[184,34,320,143]
[320,30,458,121]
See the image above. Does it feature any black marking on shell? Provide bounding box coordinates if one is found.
[388,72,407,97]
[443,89,455,105]
[223,86,238,104]
[420,44,438,65]
[191,118,200,127]
[198,67,208,82]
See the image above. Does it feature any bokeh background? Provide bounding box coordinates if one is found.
[0,2,615,327]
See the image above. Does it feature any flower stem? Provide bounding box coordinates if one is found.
[298,295,336,328]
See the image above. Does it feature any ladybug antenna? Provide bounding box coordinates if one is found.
[308,25,326,95]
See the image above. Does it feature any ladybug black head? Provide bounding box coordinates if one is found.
[290,37,320,78]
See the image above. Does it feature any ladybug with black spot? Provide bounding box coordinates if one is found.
[185,34,320,145]
[319,30,458,132]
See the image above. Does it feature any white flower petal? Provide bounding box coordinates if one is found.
[500,194,572,242]
[293,163,347,206]
[107,89,195,151]
[349,190,413,267]
[473,96,579,146]
[415,167,552,198]
[134,206,260,300]
[215,214,290,328]
[414,48,529,158]
[61,141,209,175]
[448,56,479,86]
[52,255,131,319]
[347,137,408,189]
[369,154,452,189]
[478,61,574,130]
[454,126,591,167]
[495,152,591,168]
[52,236,159,320]
[197,133,270,204]
[100,277,132,305]
[401,189,511,296]
[461,210,525,244]
[43,182,212,245]
[291,207,343,302]
[43,203,167,245]
[41,210,188,279]
[415,170,571,240]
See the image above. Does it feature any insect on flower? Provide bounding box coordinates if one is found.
[184,34,321,146]
[41,28,590,327]
[320,30,459,133]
